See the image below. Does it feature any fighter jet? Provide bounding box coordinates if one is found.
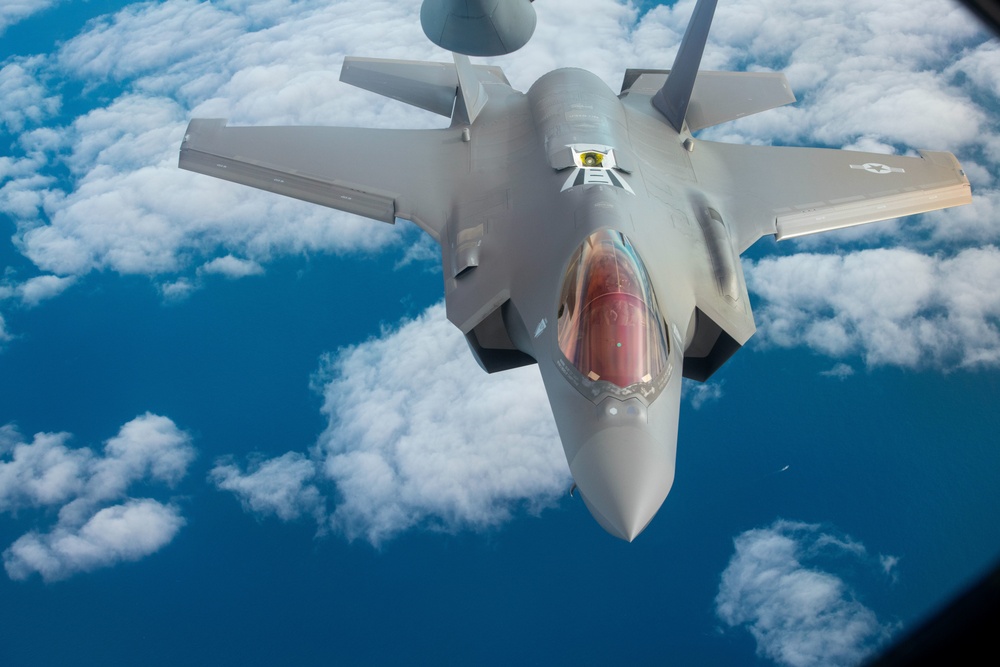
[178,0,972,541]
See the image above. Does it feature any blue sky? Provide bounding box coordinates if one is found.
[1,1,999,665]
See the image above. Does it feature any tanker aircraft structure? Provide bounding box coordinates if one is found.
[179,0,972,541]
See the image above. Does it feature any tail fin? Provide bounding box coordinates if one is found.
[652,0,718,132]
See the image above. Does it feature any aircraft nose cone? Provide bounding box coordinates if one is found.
[570,425,675,542]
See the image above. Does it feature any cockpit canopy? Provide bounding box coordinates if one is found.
[557,230,670,395]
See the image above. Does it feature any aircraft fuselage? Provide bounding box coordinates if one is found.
[442,68,746,539]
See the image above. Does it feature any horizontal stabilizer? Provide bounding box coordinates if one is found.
[340,56,509,118]
[623,70,795,133]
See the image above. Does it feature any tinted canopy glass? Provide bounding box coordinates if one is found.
[557,230,669,390]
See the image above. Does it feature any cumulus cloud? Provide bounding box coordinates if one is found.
[3,499,185,582]
[211,452,324,523]
[199,255,264,279]
[0,58,60,133]
[212,302,568,545]
[0,0,62,35]
[159,277,197,302]
[314,303,567,543]
[698,0,985,147]
[880,554,900,582]
[716,520,897,667]
[0,413,195,581]
[14,274,76,306]
[683,379,724,409]
[746,246,1000,369]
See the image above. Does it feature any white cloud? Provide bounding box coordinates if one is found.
[3,499,185,582]
[315,303,566,544]
[0,0,62,35]
[5,1,429,279]
[820,363,855,379]
[13,93,402,276]
[212,302,568,546]
[0,313,11,344]
[0,428,88,510]
[159,277,198,301]
[746,247,1000,369]
[880,554,901,582]
[0,153,53,220]
[393,225,440,271]
[199,255,264,279]
[15,274,76,306]
[716,520,897,667]
[55,0,250,86]
[211,452,324,523]
[0,58,60,133]
[0,413,195,581]
[683,379,725,409]
[699,0,986,146]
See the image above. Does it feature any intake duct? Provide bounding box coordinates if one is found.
[420,0,536,56]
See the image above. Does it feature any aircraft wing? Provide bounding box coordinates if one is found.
[695,141,972,253]
[179,119,468,242]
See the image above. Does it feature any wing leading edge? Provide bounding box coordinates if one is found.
[693,141,972,252]
[179,119,469,241]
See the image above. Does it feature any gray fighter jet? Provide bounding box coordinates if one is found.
[179,0,972,541]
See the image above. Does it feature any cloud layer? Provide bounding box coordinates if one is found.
[0,413,195,581]
[0,0,62,36]
[716,520,897,667]
[0,0,996,366]
[211,303,569,545]
[747,246,1000,369]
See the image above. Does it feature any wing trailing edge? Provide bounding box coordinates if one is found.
[774,151,972,240]
[690,143,972,252]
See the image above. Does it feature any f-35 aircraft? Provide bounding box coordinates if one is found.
[179,0,972,541]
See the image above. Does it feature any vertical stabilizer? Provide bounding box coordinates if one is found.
[652,0,718,132]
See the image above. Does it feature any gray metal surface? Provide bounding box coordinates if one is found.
[179,0,972,541]
[653,0,718,132]
[624,70,795,132]
[420,0,536,56]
